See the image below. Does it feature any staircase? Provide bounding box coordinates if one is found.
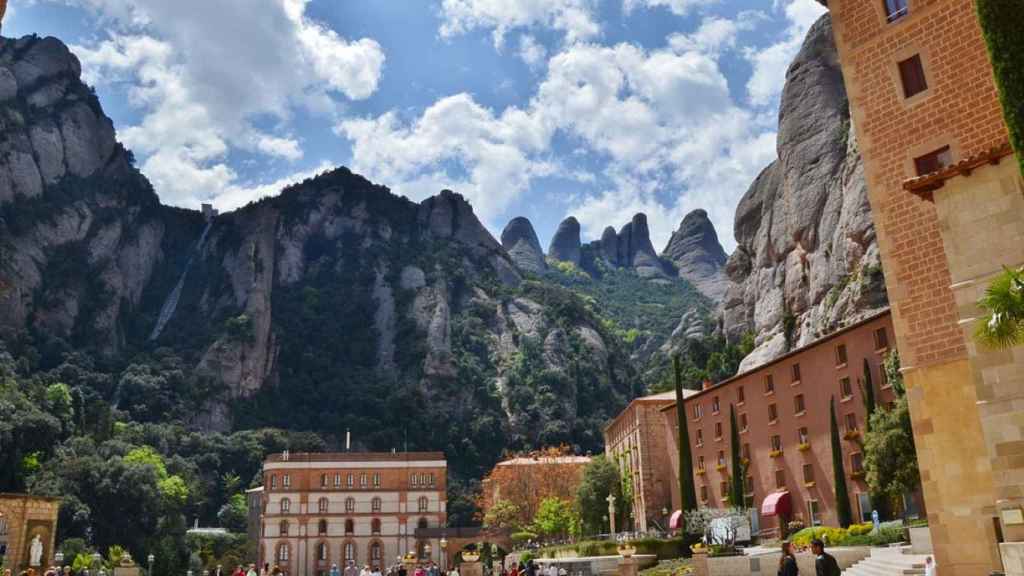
[843,547,930,576]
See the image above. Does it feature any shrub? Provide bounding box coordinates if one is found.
[628,538,688,560]
[847,523,873,537]
[511,531,538,544]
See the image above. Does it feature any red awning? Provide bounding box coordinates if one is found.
[761,491,791,517]
[668,510,683,530]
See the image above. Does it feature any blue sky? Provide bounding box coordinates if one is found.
[7,0,826,251]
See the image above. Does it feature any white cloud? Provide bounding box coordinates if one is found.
[745,0,826,106]
[60,0,386,209]
[667,12,763,56]
[438,0,600,48]
[622,0,720,16]
[339,37,777,249]
[518,34,548,69]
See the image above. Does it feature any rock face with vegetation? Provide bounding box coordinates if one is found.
[662,209,728,300]
[722,14,888,371]
[501,217,546,274]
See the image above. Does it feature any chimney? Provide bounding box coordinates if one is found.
[702,379,714,390]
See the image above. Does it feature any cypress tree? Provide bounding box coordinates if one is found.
[830,397,853,528]
[861,358,877,428]
[729,404,744,507]
[674,355,699,513]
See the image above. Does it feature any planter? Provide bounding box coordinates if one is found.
[798,443,811,452]
[804,481,816,488]
[697,469,706,476]
[843,430,861,441]
[715,464,727,472]
[770,450,784,458]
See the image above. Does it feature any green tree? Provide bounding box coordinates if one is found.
[974,266,1024,349]
[864,398,920,520]
[532,497,578,538]
[728,405,744,507]
[830,397,853,528]
[673,356,698,513]
[976,1,1024,177]
[217,493,248,533]
[575,455,624,535]
[860,359,877,428]
[483,500,521,530]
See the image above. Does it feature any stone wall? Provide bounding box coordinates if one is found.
[693,548,869,576]
[0,494,61,572]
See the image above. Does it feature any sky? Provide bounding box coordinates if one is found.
[7,0,827,252]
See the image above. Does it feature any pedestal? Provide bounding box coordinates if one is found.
[461,562,483,576]
[617,557,638,576]
[113,566,141,576]
[690,551,708,576]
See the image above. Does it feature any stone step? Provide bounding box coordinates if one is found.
[843,558,926,576]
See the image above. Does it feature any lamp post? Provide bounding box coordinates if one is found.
[148,554,155,576]
[606,494,617,536]
[56,552,65,574]
[439,537,448,573]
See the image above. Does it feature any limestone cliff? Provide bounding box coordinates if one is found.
[722,15,888,371]
[501,217,546,274]
[662,209,728,301]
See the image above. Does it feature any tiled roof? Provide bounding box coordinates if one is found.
[496,456,591,466]
[904,142,1015,200]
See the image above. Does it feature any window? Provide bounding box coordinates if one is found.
[914,145,952,176]
[698,456,706,472]
[874,327,889,351]
[836,344,848,366]
[738,386,745,404]
[318,543,328,562]
[846,413,858,433]
[740,413,748,432]
[808,500,822,527]
[794,394,806,415]
[318,519,328,535]
[719,481,728,497]
[791,364,801,384]
[700,485,709,502]
[347,473,354,488]
[712,396,720,414]
[371,518,381,535]
[271,475,277,489]
[344,542,356,564]
[281,498,291,513]
[768,403,778,423]
[696,429,704,446]
[840,377,853,400]
[371,542,382,562]
[428,473,435,487]
[858,493,873,523]
[692,403,704,420]
[418,496,429,512]
[898,54,928,99]
[884,0,908,23]
[717,451,726,467]
[318,497,329,513]
[411,473,419,487]
[345,519,354,535]
[334,473,341,488]
[280,520,290,536]
[764,374,775,395]
[372,497,382,512]
[715,422,723,440]
[360,473,368,488]
[345,497,356,513]
[803,464,815,484]
[282,474,291,488]
[418,517,428,530]
[321,473,328,488]
[798,427,809,445]
[880,364,891,388]
[742,443,750,461]
[373,473,381,487]
[770,435,782,452]
[851,453,864,474]
[775,469,786,489]
[278,544,290,562]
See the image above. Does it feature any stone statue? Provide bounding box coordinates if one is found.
[29,534,44,567]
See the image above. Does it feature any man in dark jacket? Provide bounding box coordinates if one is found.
[810,539,840,576]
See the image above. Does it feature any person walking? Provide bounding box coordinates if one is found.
[924,556,936,576]
[330,564,341,576]
[778,541,798,576]
[810,539,840,576]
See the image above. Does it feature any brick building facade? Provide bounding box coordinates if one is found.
[824,1,1024,573]
[659,312,919,535]
[258,453,447,576]
[0,494,60,572]
[603,391,693,533]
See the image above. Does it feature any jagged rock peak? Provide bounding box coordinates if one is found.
[418,189,501,251]
[548,216,582,265]
[501,216,547,274]
[600,226,619,265]
[662,209,728,301]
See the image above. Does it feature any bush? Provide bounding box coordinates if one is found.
[628,538,688,560]
[576,541,616,557]
[847,523,873,537]
[790,524,905,548]
[512,531,539,544]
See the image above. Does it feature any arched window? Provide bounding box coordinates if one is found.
[344,542,356,565]
[318,519,328,535]
[345,519,354,534]
[372,497,382,512]
[318,497,329,513]
[370,542,382,566]
[320,473,328,488]
[371,518,381,534]
[418,496,429,512]
[278,544,290,562]
[417,517,428,530]
[360,473,368,488]
[317,542,328,562]
[279,520,290,536]
[281,498,291,513]
[345,497,356,513]
[270,475,277,489]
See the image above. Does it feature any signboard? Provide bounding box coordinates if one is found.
[709,515,751,544]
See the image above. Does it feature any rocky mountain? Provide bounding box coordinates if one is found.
[662,209,729,301]
[0,34,639,477]
[721,14,888,371]
[547,216,582,265]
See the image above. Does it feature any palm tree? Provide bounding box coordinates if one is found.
[976,266,1024,349]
